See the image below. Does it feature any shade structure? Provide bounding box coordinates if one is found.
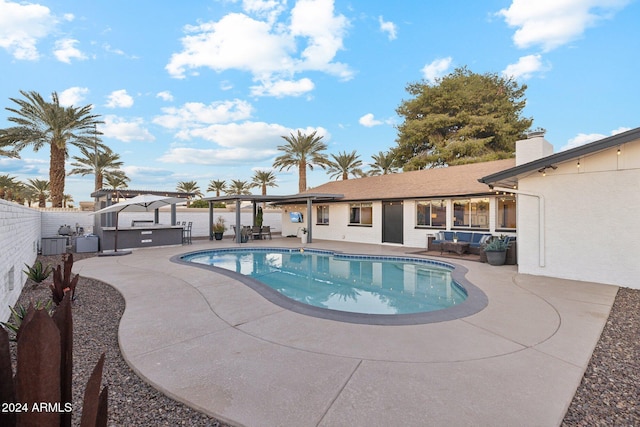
[92,194,185,253]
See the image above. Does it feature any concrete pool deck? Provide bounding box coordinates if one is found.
[72,238,618,427]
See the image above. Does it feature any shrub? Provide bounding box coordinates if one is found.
[188,199,208,208]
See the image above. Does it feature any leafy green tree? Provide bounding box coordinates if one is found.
[68,145,127,191]
[367,151,399,176]
[207,179,227,197]
[394,67,533,170]
[104,174,130,190]
[26,178,49,207]
[326,150,364,180]
[0,91,105,207]
[176,180,202,207]
[273,130,329,193]
[225,179,253,195]
[250,170,278,196]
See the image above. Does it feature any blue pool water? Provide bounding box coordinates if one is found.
[181,248,467,315]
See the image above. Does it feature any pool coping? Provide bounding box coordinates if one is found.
[170,247,488,326]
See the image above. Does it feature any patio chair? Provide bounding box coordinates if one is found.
[262,225,272,240]
[251,226,262,240]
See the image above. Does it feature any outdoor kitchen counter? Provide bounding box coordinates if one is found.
[99,225,184,251]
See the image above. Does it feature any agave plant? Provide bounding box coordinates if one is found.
[23,260,52,283]
[1,299,54,338]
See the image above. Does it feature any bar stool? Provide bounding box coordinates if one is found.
[182,222,192,244]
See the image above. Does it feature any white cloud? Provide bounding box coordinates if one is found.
[58,87,89,106]
[105,89,134,108]
[502,54,547,79]
[53,38,86,63]
[100,115,155,142]
[153,99,253,130]
[158,146,278,165]
[250,77,314,97]
[156,91,174,102]
[241,0,287,23]
[497,0,631,51]
[158,122,329,165]
[177,121,291,147]
[166,0,352,96]
[359,113,382,127]
[0,0,57,60]
[63,13,74,22]
[561,126,631,151]
[421,57,452,84]
[378,16,397,40]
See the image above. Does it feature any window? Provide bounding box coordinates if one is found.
[497,196,517,229]
[452,198,489,228]
[317,205,329,224]
[349,202,372,225]
[416,200,446,227]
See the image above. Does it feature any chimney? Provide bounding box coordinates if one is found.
[516,130,554,166]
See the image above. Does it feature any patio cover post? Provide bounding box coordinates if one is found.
[306,197,312,243]
[208,201,214,240]
[154,209,159,224]
[235,199,241,243]
[171,204,176,226]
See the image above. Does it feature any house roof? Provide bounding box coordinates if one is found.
[479,126,640,188]
[298,158,516,202]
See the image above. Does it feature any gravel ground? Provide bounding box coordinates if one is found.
[562,286,640,426]
[6,254,639,426]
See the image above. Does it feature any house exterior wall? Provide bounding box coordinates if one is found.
[283,197,513,249]
[517,143,640,288]
[0,200,41,322]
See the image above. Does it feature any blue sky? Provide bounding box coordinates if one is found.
[1,0,638,203]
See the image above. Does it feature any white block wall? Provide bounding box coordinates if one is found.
[0,200,41,322]
[40,208,282,239]
[517,144,640,289]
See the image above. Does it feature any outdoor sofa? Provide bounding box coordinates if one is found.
[428,231,492,255]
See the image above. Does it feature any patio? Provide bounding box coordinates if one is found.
[71,237,617,427]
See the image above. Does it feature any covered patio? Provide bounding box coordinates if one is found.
[203,193,343,243]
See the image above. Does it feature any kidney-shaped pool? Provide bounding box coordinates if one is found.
[173,248,488,325]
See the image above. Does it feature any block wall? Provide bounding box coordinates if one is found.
[0,200,41,322]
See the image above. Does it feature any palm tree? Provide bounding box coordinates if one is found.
[62,194,74,208]
[225,179,253,195]
[207,179,227,197]
[68,145,127,191]
[368,151,399,176]
[0,91,105,207]
[176,180,202,207]
[273,130,329,193]
[104,174,130,190]
[250,170,278,196]
[0,139,18,158]
[326,150,364,181]
[0,174,18,200]
[26,178,50,207]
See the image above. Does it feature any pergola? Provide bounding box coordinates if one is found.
[91,188,195,227]
[202,193,343,243]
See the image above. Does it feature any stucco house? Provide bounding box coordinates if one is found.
[480,127,640,289]
[280,158,517,249]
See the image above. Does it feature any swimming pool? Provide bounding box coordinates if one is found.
[176,248,487,324]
